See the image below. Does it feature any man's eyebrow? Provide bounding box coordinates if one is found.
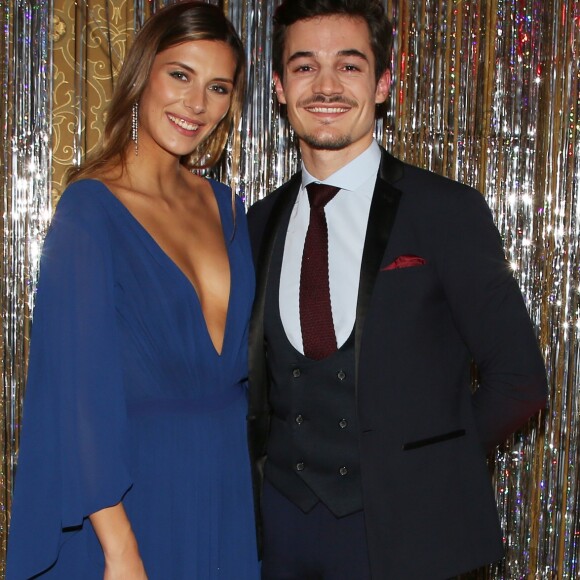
[287,51,315,64]
[337,49,369,61]
[286,49,369,65]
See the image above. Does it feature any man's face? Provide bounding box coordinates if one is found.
[274,15,390,162]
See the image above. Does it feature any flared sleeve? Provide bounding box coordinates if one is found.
[6,188,132,579]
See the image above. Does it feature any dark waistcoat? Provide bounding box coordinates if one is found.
[263,226,362,517]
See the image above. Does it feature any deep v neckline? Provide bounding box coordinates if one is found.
[92,179,233,357]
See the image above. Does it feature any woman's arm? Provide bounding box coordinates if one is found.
[89,503,147,579]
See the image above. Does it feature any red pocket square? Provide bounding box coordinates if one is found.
[382,255,426,271]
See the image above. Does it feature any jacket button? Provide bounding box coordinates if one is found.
[295,414,304,425]
[296,462,305,471]
[292,368,301,378]
[339,418,348,429]
[337,370,346,381]
[339,466,348,476]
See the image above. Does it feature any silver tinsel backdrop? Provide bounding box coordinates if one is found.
[1,0,579,577]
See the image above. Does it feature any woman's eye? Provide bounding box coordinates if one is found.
[170,71,188,81]
[210,84,231,95]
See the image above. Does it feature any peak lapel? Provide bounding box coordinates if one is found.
[248,174,301,418]
[354,150,404,394]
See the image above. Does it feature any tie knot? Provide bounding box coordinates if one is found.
[306,183,340,210]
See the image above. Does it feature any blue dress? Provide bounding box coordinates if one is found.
[6,179,260,579]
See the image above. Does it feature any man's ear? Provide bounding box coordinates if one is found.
[273,72,287,105]
[374,69,391,104]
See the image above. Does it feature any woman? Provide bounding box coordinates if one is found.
[6,2,259,578]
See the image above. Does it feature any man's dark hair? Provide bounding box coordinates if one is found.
[272,0,393,83]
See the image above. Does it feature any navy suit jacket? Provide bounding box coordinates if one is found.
[247,148,547,578]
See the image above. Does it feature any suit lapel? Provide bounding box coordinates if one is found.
[249,149,404,401]
[248,173,301,417]
[354,150,404,393]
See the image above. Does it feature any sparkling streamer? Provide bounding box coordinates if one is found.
[0,0,53,574]
[1,1,579,577]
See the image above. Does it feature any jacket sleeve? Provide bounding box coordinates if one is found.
[436,187,548,452]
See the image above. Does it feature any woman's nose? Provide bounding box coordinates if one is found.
[183,87,206,113]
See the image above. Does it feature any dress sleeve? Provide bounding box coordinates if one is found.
[6,191,132,578]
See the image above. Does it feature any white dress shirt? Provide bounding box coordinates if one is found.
[279,140,382,353]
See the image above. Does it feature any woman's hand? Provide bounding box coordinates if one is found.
[89,502,148,579]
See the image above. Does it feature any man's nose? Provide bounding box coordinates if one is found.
[311,68,343,95]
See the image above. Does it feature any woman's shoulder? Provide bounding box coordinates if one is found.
[205,175,227,194]
[206,177,244,207]
[50,179,119,240]
[56,178,117,215]
[204,178,249,244]
[204,177,247,221]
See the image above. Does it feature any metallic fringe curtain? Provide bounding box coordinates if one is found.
[0,0,53,572]
[1,0,579,577]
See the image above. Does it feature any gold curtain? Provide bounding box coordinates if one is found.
[52,0,140,198]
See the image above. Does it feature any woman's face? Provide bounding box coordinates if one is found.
[137,39,237,160]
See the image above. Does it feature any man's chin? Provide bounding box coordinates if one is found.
[301,133,352,151]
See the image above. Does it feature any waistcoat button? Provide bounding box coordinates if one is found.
[339,418,348,429]
[337,370,346,381]
[296,462,305,471]
[292,368,301,378]
[339,466,348,476]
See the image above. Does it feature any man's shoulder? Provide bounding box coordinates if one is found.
[248,172,302,220]
[246,172,302,254]
[386,153,487,210]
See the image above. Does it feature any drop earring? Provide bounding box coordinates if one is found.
[131,102,138,155]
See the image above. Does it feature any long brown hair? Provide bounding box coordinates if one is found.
[68,1,245,183]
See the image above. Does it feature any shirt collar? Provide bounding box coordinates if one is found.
[301,140,381,197]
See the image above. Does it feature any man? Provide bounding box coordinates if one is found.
[247,1,548,578]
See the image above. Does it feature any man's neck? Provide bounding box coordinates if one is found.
[300,138,375,181]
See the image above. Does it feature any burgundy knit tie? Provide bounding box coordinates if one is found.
[299,183,340,360]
